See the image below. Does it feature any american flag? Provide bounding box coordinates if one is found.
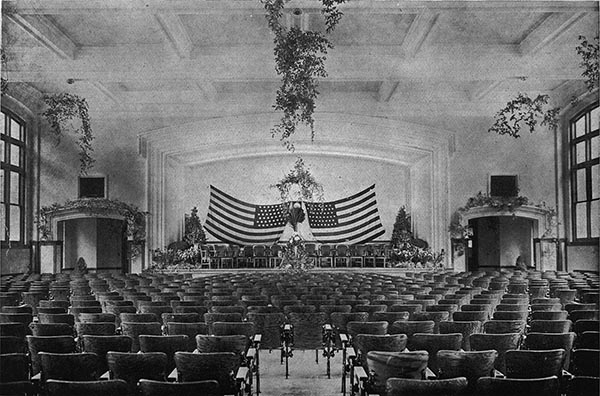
[305,185,386,245]
[204,185,287,245]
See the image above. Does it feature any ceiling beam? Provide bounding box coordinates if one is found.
[519,12,587,56]
[378,80,399,102]
[6,14,77,59]
[5,0,598,15]
[196,81,217,102]
[155,13,192,59]
[469,80,503,101]
[402,10,438,57]
[90,81,120,104]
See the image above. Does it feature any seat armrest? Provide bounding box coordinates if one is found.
[425,367,436,379]
[31,373,41,382]
[323,324,333,332]
[236,366,250,382]
[339,333,349,345]
[283,324,292,331]
[346,347,356,359]
[246,347,257,360]
[252,334,262,345]
[562,369,574,380]
[354,366,368,382]
[167,368,178,382]
[493,369,505,378]
[99,370,110,380]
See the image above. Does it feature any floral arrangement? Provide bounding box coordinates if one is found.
[42,93,94,174]
[390,243,445,269]
[278,232,315,274]
[150,244,204,271]
[388,206,445,268]
[488,93,560,138]
[448,192,557,238]
[271,157,324,202]
[576,35,599,92]
[38,198,147,258]
[264,0,346,151]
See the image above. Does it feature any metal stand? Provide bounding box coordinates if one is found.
[322,324,336,379]
[280,323,294,379]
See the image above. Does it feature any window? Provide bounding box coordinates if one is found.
[1,109,26,243]
[570,103,599,240]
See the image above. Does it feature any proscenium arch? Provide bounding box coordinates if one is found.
[140,112,454,266]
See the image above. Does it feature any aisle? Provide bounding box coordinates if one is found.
[258,348,344,396]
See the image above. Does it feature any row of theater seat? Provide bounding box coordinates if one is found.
[1,268,598,396]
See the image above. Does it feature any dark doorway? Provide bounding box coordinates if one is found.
[466,216,534,271]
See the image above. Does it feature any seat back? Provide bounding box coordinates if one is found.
[137,379,221,396]
[107,351,167,393]
[366,350,429,394]
[39,352,101,382]
[475,375,560,396]
[385,377,469,396]
[174,351,240,394]
[504,349,565,379]
[46,379,130,396]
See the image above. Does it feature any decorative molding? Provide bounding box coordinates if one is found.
[402,10,438,57]
[519,12,587,56]
[377,80,399,102]
[470,80,503,101]
[6,14,77,59]
[155,13,192,59]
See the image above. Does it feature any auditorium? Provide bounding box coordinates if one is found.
[0,1,598,395]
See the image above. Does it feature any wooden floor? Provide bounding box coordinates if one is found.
[258,348,344,396]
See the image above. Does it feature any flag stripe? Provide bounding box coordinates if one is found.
[211,185,257,210]
[205,185,287,245]
[313,215,382,237]
[209,197,255,224]
[306,185,385,244]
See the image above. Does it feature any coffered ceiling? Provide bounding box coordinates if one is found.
[2,0,598,135]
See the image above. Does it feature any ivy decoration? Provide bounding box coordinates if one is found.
[489,93,560,138]
[38,198,148,258]
[271,157,324,202]
[264,0,346,151]
[448,192,557,238]
[42,93,94,174]
[0,47,8,94]
[576,35,599,92]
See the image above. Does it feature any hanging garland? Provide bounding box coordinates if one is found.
[42,93,95,174]
[271,157,324,203]
[37,198,148,258]
[448,192,557,238]
[264,0,346,151]
[488,93,560,138]
[576,35,599,92]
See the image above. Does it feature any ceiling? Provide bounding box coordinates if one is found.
[2,0,598,136]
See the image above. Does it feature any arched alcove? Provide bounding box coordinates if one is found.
[139,112,454,268]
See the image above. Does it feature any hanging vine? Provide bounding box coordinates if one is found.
[264,0,346,151]
[42,93,95,174]
[576,35,599,92]
[488,93,560,138]
[271,157,324,202]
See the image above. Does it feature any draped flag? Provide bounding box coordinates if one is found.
[204,185,287,245]
[204,184,385,245]
[305,184,385,245]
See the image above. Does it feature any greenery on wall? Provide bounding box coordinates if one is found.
[448,192,557,239]
[42,93,95,174]
[264,0,346,151]
[488,93,560,138]
[576,35,599,92]
[271,157,324,202]
[38,198,148,258]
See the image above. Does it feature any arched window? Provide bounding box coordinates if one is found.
[569,103,599,241]
[1,109,26,243]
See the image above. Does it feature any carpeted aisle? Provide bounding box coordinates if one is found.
[258,348,344,396]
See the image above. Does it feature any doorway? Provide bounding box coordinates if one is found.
[467,216,534,271]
